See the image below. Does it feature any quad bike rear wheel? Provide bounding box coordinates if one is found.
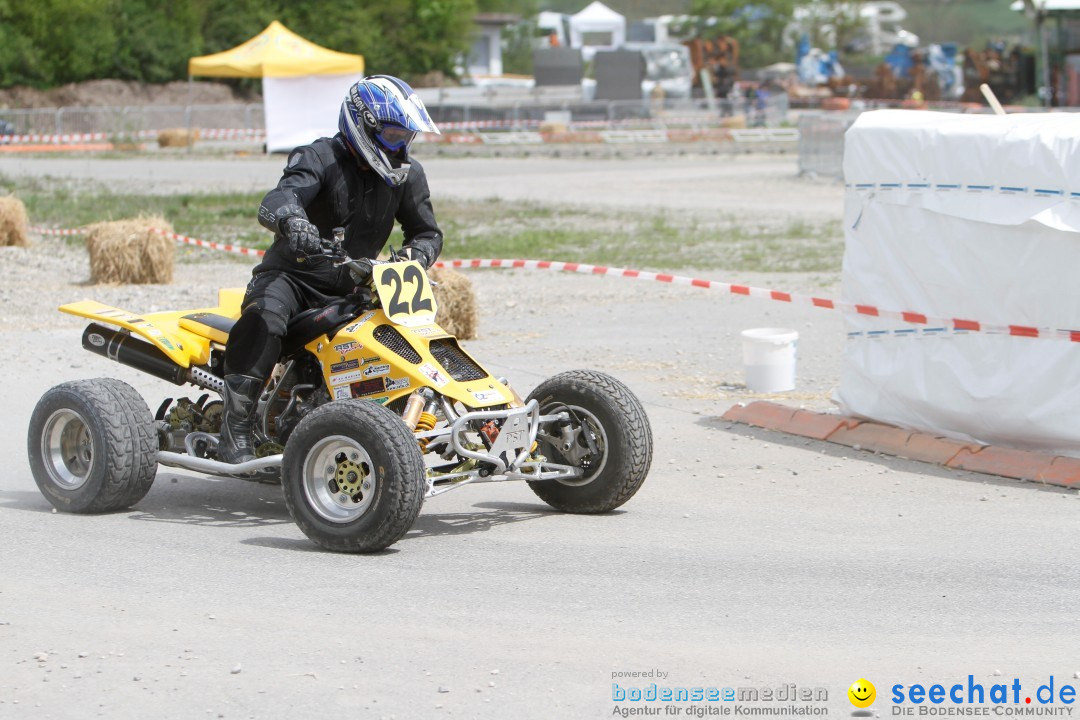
[27,379,158,513]
[527,370,653,513]
[282,400,425,553]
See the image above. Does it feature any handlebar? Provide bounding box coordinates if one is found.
[315,228,429,292]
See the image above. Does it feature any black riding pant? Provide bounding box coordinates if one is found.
[223,271,340,380]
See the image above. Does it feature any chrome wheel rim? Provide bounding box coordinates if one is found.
[41,409,94,490]
[539,403,609,487]
[302,435,377,524]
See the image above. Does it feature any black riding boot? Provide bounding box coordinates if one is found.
[218,374,262,464]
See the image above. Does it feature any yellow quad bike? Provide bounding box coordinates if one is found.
[27,243,654,552]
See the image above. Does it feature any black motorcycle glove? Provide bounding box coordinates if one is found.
[280,216,322,257]
[348,257,375,285]
[400,245,432,269]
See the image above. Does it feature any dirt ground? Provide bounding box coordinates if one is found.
[1,154,1077,720]
[0,79,254,110]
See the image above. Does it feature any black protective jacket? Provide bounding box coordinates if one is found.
[254,133,442,294]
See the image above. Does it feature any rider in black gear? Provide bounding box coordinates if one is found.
[217,75,442,464]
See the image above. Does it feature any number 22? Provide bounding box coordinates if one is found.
[385,266,433,316]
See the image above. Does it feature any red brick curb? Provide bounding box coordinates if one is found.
[722,401,1080,488]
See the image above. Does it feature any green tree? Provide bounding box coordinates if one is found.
[278,0,478,80]
[0,0,484,87]
[0,0,117,86]
[199,0,276,56]
[112,0,206,83]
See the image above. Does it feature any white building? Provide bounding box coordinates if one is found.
[465,13,519,79]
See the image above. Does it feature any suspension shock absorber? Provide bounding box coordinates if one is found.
[403,388,439,451]
[415,410,438,451]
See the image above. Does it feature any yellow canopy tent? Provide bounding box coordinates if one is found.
[188,22,365,151]
[188,20,364,78]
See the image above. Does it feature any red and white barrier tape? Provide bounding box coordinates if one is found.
[0,128,265,145]
[198,128,265,140]
[30,225,266,258]
[435,116,739,132]
[148,228,265,258]
[434,259,1080,343]
[30,226,87,237]
[438,120,542,131]
[27,225,1079,342]
[0,132,110,145]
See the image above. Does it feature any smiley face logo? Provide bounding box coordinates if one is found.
[848,679,876,708]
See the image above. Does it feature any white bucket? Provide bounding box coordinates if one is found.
[741,328,798,393]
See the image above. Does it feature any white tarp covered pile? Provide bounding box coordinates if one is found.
[837,110,1080,456]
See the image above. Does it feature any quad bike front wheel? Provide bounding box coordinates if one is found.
[282,400,425,553]
[27,379,158,513]
[527,370,653,513]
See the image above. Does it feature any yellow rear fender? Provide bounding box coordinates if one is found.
[60,289,245,369]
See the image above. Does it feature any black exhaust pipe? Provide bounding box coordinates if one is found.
[82,323,187,385]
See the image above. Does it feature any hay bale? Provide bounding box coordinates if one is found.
[429,266,477,340]
[157,128,199,148]
[0,196,29,247]
[85,216,174,284]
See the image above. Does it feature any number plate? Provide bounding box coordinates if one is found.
[372,261,439,327]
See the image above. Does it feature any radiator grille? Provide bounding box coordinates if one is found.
[372,325,421,364]
[429,338,487,382]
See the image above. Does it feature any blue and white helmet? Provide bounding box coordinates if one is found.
[338,75,440,187]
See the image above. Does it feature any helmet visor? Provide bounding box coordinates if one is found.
[376,125,416,151]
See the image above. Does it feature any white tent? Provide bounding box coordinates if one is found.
[569,2,626,61]
[189,22,365,153]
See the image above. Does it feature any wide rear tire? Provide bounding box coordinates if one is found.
[27,379,158,513]
[281,400,425,553]
[527,370,653,513]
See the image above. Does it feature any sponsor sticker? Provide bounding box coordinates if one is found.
[334,386,351,400]
[349,378,386,398]
[345,311,376,333]
[411,326,441,337]
[363,363,390,377]
[419,362,450,387]
[160,338,174,350]
[87,333,106,348]
[334,341,360,356]
[329,370,366,386]
[330,359,360,374]
[385,376,411,392]
[472,390,504,404]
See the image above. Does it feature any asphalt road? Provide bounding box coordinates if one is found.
[0,152,843,221]
[0,155,1076,719]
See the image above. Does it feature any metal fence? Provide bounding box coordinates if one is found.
[797,112,857,178]
[0,93,793,138]
[423,93,791,129]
